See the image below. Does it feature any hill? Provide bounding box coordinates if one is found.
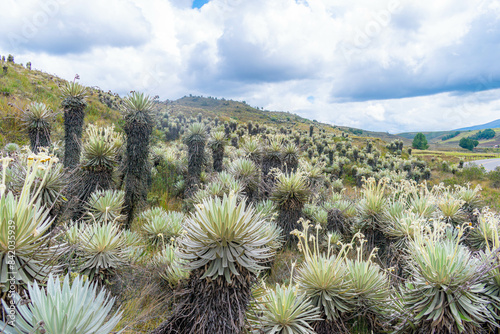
[0,60,122,147]
[397,131,453,141]
[0,59,406,148]
[167,95,315,132]
[398,118,500,146]
[436,127,500,148]
[166,95,407,143]
[455,119,500,131]
[398,127,500,150]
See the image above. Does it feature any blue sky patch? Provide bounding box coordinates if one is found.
[192,0,210,9]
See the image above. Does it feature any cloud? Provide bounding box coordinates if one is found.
[213,0,333,84]
[303,89,500,133]
[366,104,386,121]
[330,1,500,101]
[0,0,151,55]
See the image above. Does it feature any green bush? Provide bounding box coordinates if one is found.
[459,137,478,151]
[442,131,460,141]
[412,133,429,150]
[456,165,485,181]
[469,128,495,140]
[488,167,500,188]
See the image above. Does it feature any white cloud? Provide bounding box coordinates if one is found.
[0,0,151,54]
[366,104,386,121]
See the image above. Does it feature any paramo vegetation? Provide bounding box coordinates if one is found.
[2,57,500,334]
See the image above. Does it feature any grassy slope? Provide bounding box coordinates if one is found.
[399,128,500,150]
[439,128,500,146]
[0,61,122,147]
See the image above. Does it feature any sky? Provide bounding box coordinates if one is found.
[1,0,500,133]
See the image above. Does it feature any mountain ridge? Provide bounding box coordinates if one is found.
[454,119,500,131]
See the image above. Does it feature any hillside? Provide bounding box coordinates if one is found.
[0,61,122,147]
[0,60,408,148]
[398,127,500,150]
[166,95,407,143]
[1,62,338,146]
[437,128,500,148]
[168,95,315,132]
[398,118,500,150]
[397,131,455,141]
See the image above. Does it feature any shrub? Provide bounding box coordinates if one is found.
[477,209,500,331]
[10,159,67,213]
[78,222,127,280]
[85,189,124,224]
[152,245,189,287]
[184,123,208,195]
[488,166,500,188]
[229,158,259,202]
[355,177,388,231]
[271,172,310,244]
[208,130,226,172]
[346,236,391,332]
[152,194,275,334]
[0,154,65,292]
[0,274,123,334]
[20,102,56,153]
[248,283,321,334]
[459,137,478,151]
[469,128,495,140]
[140,208,184,247]
[3,143,19,154]
[397,221,494,333]
[294,220,354,331]
[412,133,429,150]
[442,131,460,141]
[456,165,485,182]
